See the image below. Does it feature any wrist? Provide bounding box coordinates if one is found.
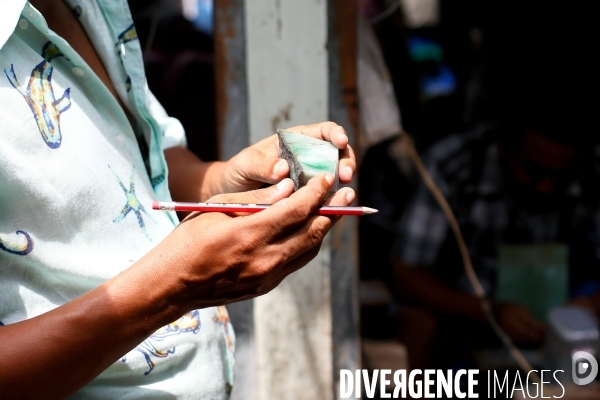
[105,250,192,330]
[201,161,227,200]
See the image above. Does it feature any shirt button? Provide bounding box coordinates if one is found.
[72,5,83,18]
[117,134,127,145]
[71,67,85,77]
[18,19,29,29]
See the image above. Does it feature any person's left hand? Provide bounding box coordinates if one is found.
[217,122,356,195]
[492,302,546,346]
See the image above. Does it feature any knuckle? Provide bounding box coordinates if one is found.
[249,261,270,282]
[288,204,309,224]
[236,231,262,256]
[306,176,328,197]
[323,122,338,134]
[250,258,280,288]
[318,178,331,198]
[307,221,326,247]
[263,257,281,276]
[247,189,263,202]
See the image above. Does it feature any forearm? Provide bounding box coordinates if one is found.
[164,146,227,202]
[0,169,346,399]
[0,254,186,400]
[392,260,485,321]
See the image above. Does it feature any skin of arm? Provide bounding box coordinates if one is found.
[392,260,545,345]
[0,173,355,399]
[0,1,358,398]
[392,259,486,321]
[0,117,357,399]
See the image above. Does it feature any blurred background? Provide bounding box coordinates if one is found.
[128,0,598,398]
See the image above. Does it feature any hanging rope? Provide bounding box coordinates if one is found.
[400,132,542,385]
[368,0,401,24]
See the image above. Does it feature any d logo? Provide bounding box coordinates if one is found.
[572,351,598,385]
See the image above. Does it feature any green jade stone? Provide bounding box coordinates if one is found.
[277,129,339,200]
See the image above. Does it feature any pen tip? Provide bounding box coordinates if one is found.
[362,207,378,215]
[152,201,159,210]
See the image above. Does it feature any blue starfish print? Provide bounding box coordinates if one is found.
[109,165,155,240]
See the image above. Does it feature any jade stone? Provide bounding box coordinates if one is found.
[277,129,339,199]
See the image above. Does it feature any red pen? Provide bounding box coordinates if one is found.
[152,201,378,216]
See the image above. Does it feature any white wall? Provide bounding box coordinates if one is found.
[245,1,332,399]
[246,0,328,142]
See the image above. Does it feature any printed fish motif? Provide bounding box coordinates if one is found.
[0,230,34,256]
[122,310,201,375]
[3,42,71,149]
[154,310,202,337]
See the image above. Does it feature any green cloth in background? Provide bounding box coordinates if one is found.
[497,243,569,321]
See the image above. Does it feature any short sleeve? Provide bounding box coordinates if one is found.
[0,0,27,50]
[145,89,187,150]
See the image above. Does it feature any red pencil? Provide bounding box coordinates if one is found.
[152,201,378,216]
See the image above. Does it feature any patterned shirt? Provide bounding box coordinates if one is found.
[392,125,600,295]
[0,1,234,398]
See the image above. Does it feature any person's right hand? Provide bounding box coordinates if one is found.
[145,173,355,310]
[0,174,354,400]
[492,302,546,346]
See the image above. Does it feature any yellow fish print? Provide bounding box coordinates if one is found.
[3,42,71,149]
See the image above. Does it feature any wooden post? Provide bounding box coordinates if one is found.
[215,2,255,399]
[328,1,360,399]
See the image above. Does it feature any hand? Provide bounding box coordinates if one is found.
[0,174,354,400]
[492,302,546,346]
[217,122,356,195]
[151,173,355,308]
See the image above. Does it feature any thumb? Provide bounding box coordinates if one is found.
[208,178,294,205]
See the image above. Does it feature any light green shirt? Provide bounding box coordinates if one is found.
[0,1,234,398]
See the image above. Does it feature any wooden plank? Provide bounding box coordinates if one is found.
[215,0,250,160]
[214,3,255,399]
[328,1,360,399]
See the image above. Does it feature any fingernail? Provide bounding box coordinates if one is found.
[345,190,355,204]
[324,174,334,185]
[344,166,353,179]
[277,179,288,191]
[275,160,287,176]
